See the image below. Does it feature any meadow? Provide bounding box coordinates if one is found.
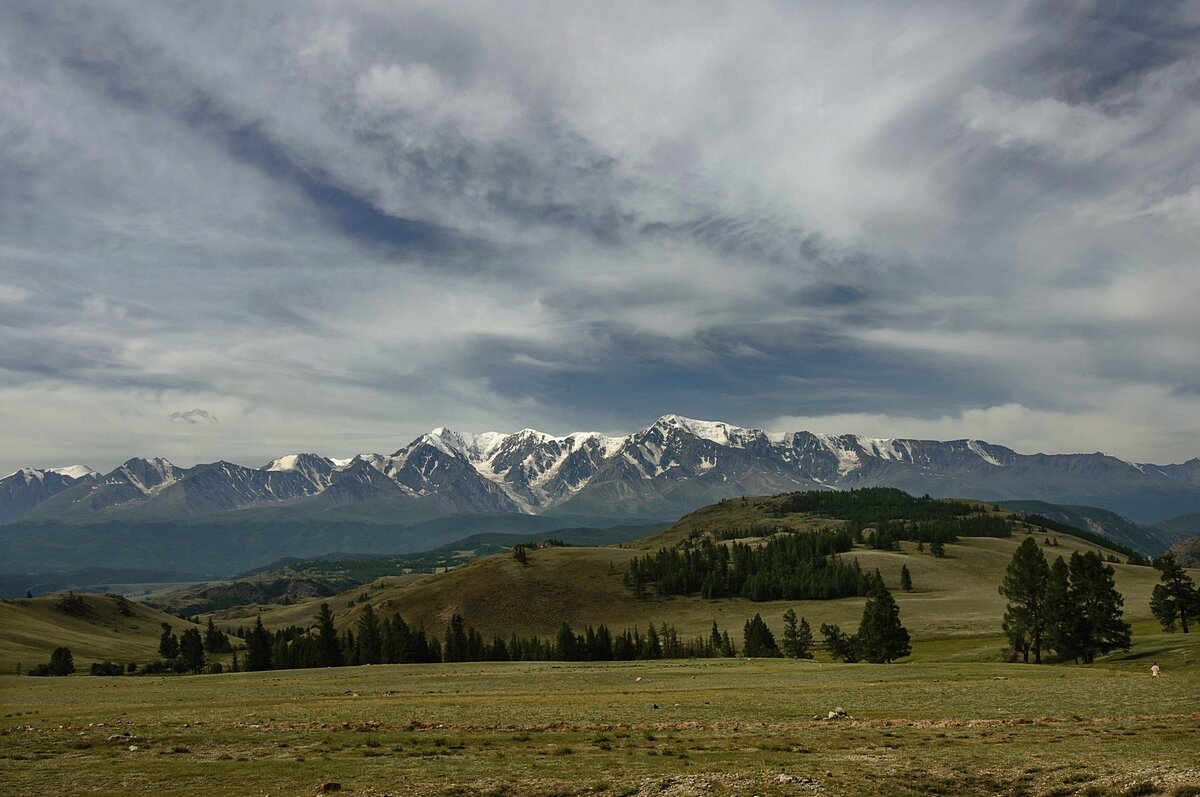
[3,631,1199,797]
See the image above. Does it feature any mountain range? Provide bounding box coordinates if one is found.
[5,414,1200,532]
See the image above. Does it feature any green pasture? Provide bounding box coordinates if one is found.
[4,632,1199,797]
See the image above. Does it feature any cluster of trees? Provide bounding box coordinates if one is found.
[156,619,232,674]
[1000,538,1132,664]
[27,646,76,676]
[1149,552,1199,633]
[627,530,874,601]
[817,578,912,664]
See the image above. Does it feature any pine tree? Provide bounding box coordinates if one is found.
[356,604,383,664]
[999,537,1051,663]
[315,603,342,667]
[158,623,178,659]
[820,623,857,663]
[203,617,229,654]
[930,539,946,558]
[1150,552,1198,633]
[1049,551,1132,663]
[855,582,910,663]
[781,609,801,657]
[179,627,206,673]
[795,617,814,659]
[900,564,913,592]
[1043,556,1079,660]
[49,646,75,676]
[742,613,781,657]
[245,617,274,671]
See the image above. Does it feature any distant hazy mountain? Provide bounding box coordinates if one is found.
[995,500,1172,555]
[4,415,1200,533]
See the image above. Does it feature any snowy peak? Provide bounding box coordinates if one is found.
[114,457,183,495]
[4,415,1199,527]
[261,453,337,489]
[650,414,765,449]
[47,465,97,480]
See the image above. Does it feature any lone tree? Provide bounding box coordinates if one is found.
[1150,552,1198,633]
[49,646,75,676]
[855,581,911,663]
[900,564,913,592]
[1000,537,1051,663]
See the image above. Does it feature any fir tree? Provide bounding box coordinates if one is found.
[855,582,910,663]
[999,537,1051,663]
[742,613,781,657]
[49,646,75,676]
[158,623,179,660]
[795,617,814,659]
[443,613,468,662]
[1046,552,1131,663]
[900,564,913,592]
[203,617,230,654]
[820,623,858,663]
[781,609,801,657]
[245,617,274,671]
[356,604,383,665]
[179,627,206,673]
[315,603,342,667]
[1150,552,1198,633]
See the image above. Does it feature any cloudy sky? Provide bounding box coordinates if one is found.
[2,1,1199,474]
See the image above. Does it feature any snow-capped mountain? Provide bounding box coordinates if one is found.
[4,415,1200,526]
[0,466,97,523]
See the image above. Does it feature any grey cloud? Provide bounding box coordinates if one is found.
[169,409,219,425]
[1,1,1198,471]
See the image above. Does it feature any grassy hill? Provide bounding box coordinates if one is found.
[202,491,1184,657]
[9,490,1196,673]
[0,593,197,673]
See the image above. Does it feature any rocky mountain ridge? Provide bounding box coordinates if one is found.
[4,414,1200,527]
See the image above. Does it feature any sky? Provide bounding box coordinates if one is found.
[2,1,1199,474]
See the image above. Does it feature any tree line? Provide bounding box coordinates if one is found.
[626,529,873,601]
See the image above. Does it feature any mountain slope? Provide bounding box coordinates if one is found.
[995,500,1170,555]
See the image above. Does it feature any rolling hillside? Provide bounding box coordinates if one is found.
[203,491,1181,655]
[0,593,203,673]
[9,490,1193,673]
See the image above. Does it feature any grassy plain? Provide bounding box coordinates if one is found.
[3,635,1200,797]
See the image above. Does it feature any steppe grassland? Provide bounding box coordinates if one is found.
[4,636,1199,797]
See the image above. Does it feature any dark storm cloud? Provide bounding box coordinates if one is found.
[1,1,1198,471]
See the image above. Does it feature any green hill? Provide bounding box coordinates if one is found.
[0,593,195,673]
[10,490,1194,671]
[203,490,1180,658]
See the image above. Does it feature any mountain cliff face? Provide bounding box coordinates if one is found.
[4,414,1200,527]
